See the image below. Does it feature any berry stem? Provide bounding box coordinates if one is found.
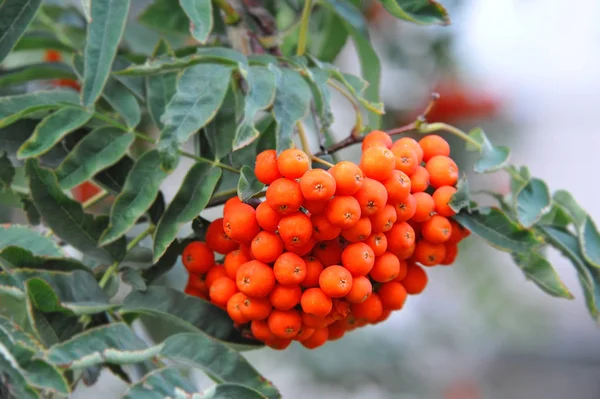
[311,155,334,168]
[297,0,314,56]
[418,122,482,151]
[296,122,312,159]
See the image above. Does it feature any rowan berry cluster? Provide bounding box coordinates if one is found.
[182,131,470,350]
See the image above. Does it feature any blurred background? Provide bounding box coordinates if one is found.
[4,0,600,398]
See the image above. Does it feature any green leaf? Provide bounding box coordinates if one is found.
[0,89,80,129]
[580,216,600,268]
[238,166,264,202]
[512,252,573,299]
[158,64,233,171]
[92,155,134,194]
[203,87,239,161]
[27,159,126,263]
[449,175,471,213]
[539,203,571,229]
[45,323,160,369]
[142,241,182,284]
[200,383,269,399]
[13,33,74,53]
[138,0,189,35]
[311,10,348,62]
[377,0,449,25]
[180,0,213,43]
[0,63,76,88]
[153,164,221,262]
[55,127,135,190]
[121,268,147,291]
[271,67,311,151]
[321,0,368,36]
[0,225,61,257]
[233,66,277,150]
[306,68,333,133]
[0,152,15,189]
[514,177,551,228]
[17,107,93,159]
[0,0,44,63]
[82,0,131,106]
[0,315,42,353]
[0,246,90,274]
[468,128,511,173]
[112,56,147,102]
[28,309,83,347]
[20,196,41,226]
[453,207,540,253]
[553,190,587,228]
[540,226,600,321]
[22,359,69,396]
[100,150,168,245]
[146,72,177,130]
[159,333,279,398]
[0,342,40,399]
[123,367,197,399]
[120,286,260,346]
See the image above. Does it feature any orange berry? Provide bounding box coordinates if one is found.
[410,166,430,193]
[301,287,333,317]
[374,309,392,324]
[223,196,242,215]
[223,204,260,242]
[224,249,251,280]
[303,199,329,215]
[362,130,392,150]
[353,178,388,216]
[432,186,457,217]
[345,275,372,303]
[268,309,302,339]
[414,240,446,266]
[351,292,383,323]
[441,242,458,265]
[341,242,375,276]
[250,231,284,263]
[393,137,423,164]
[391,145,418,176]
[269,284,302,311]
[386,222,416,254]
[412,192,435,222]
[312,239,342,267]
[265,338,292,350]
[325,196,361,229]
[395,242,416,260]
[236,260,276,297]
[241,296,272,321]
[319,265,353,298]
[312,213,342,241]
[255,150,281,185]
[300,169,336,201]
[277,148,310,179]
[378,281,407,310]
[394,194,417,222]
[279,212,313,247]
[184,274,207,298]
[182,241,214,274]
[370,204,397,233]
[256,201,282,232]
[426,155,459,188]
[370,252,400,282]
[285,237,316,257]
[266,178,303,215]
[447,219,470,244]
[383,170,411,204]
[209,277,237,307]
[301,256,324,288]
[360,146,396,181]
[341,217,372,242]
[395,259,408,281]
[294,325,316,341]
[205,218,239,254]
[302,312,330,329]
[421,215,452,244]
[205,265,227,290]
[251,320,275,341]
[401,263,428,294]
[327,320,346,341]
[419,134,450,162]
[364,232,387,256]
[272,252,307,285]
[329,161,363,195]
[227,292,250,324]
[301,327,329,349]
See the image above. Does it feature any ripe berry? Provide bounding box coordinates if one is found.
[273,252,307,285]
[414,240,446,267]
[383,170,411,204]
[370,252,401,282]
[386,222,416,254]
[251,320,275,341]
[362,130,392,150]
[301,327,329,349]
[364,232,387,256]
[236,260,276,297]
[426,155,459,188]
[419,135,450,162]
[241,296,272,321]
[279,212,313,247]
[432,186,457,217]
[325,196,361,229]
[354,178,388,216]
[266,338,292,350]
[277,149,310,179]
[410,166,430,193]
[421,215,453,244]
[268,309,302,339]
[255,150,282,184]
[344,275,373,303]
[182,241,214,274]
[256,201,282,232]
[360,146,396,181]
[394,194,417,222]
[224,249,252,280]
[441,242,458,265]
[328,320,346,341]
[209,277,237,307]
[223,196,242,215]
[205,218,239,254]
[223,204,260,242]
[312,240,342,267]
[312,213,342,241]
[285,238,316,256]
[251,231,284,263]
[227,292,250,324]
[266,178,303,215]
[329,161,363,195]
[378,281,407,310]
[370,204,397,233]
[301,287,333,317]
[341,242,375,276]
[269,284,302,311]
[294,325,316,342]
[351,292,383,323]
[401,263,428,294]
[391,145,418,176]
[341,217,372,242]
[205,265,227,291]
[301,256,324,288]
[412,192,435,222]
[393,137,423,164]
[300,169,336,201]
[319,265,353,298]
[184,274,207,299]
[303,199,329,215]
